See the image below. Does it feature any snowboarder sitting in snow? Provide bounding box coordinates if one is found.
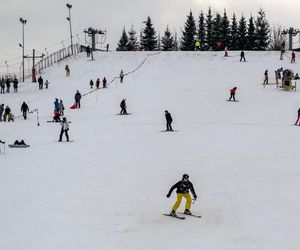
[165,110,173,131]
[229,87,237,101]
[7,113,14,122]
[59,117,70,142]
[166,174,197,216]
[14,140,26,146]
[120,99,127,114]
[53,109,61,122]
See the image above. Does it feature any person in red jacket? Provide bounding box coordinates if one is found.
[291,51,296,63]
[229,87,237,101]
[96,78,100,89]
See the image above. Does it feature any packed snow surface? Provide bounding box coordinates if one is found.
[1,51,300,250]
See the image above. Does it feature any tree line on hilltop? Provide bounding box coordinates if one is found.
[117,7,272,51]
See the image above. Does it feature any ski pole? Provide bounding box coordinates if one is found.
[192,198,196,204]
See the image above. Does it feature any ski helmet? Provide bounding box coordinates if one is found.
[182,174,189,179]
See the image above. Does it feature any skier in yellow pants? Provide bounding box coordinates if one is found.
[166,174,197,216]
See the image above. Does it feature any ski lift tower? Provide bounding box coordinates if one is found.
[83,27,106,51]
[281,27,300,50]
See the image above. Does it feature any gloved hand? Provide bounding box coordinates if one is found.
[193,195,197,200]
[166,193,171,198]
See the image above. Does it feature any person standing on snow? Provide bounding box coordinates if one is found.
[86,46,91,57]
[103,77,107,88]
[294,108,300,125]
[165,110,173,131]
[54,98,60,112]
[59,100,65,116]
[166,174,197,216]
[229,87,237,101]
[120,70,124,83]
[74,90,82,108]
[291,51,296,63]
[38,76,43,90]
[263,70,269,85]
[21,101,29,120]
[65,65,70,76]
[58,117,70,142]
[89,79,94,89]
[0,104,4,122]
[120,99,127,114]
[96,78,100,89]
[13,77,18,92]
[240,50,246,62]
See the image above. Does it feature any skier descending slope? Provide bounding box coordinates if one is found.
[119,99,128,115]
[165,110,173,131]
[228,87,238,101]
[166,174,197,217]
[58,117,70,142]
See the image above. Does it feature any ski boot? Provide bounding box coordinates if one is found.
[184,209,192,215]
[170,210,176,216]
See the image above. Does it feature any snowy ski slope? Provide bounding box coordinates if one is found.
[1,51,300,250]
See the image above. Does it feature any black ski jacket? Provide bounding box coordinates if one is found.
[165,113,172,122]
[167,180,196,197]
[21,103,29,112]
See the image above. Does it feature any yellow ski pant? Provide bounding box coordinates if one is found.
[172,193,192,212]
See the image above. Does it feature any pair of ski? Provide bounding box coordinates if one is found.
[163,212,201,220]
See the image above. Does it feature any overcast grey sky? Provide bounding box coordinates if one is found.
[0,0,299,74]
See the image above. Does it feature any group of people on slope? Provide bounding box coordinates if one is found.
[0,76,19,93]
[89,77,107,89]
[37,76,49,89]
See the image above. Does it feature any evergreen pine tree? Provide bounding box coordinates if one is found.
[161,26,175,51]
[127,25,139,51]
[212,13,222,50]
[230,13,239,50]
[198,11,205,49]
[117,27,129,51]
[246,15,256,50]
[140,16,157,51]
[206,7,214,49]
[180,10,197,50]
[255,8,270,50]
[220,9,230,48]
[238,15,247,50]
[174,32,179,51]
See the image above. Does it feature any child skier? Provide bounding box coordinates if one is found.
[166,174,197,216]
